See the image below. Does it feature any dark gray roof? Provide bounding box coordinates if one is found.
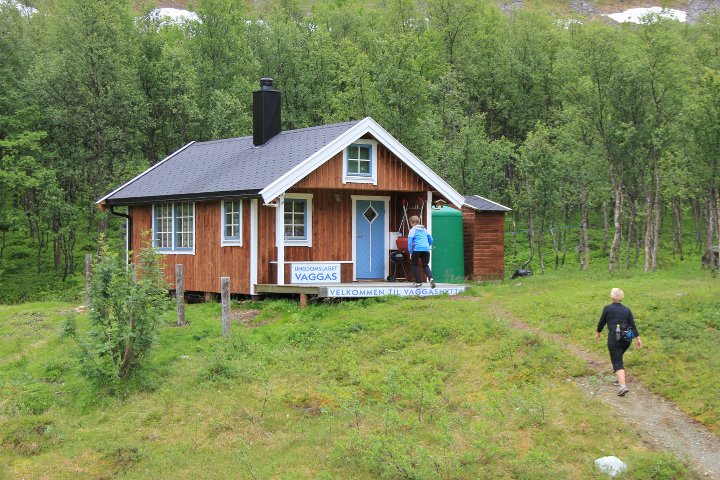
[463,195,511,212]
[103,120,361,204]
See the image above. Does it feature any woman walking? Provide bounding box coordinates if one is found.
[595,288,643,396]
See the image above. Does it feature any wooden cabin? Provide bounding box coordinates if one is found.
[97,79,508,298]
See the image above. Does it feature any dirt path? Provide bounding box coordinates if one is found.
[489,303,720,479]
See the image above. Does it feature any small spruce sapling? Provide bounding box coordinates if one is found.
[62,236,168,384]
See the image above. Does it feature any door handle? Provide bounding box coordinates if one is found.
[357,234,364,238]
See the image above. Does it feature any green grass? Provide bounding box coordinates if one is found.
[477,262,720,433]
[0,275,706,479]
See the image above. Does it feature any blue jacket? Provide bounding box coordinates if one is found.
[408,225,433,254]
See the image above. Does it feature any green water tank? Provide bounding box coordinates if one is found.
[431,206,465,283]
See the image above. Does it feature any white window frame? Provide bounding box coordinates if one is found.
[220,199,243,247]
[283,193,313,247]
[151,202,195,255]
[342,139,378,185]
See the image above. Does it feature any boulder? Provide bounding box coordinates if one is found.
[594,456,628,477]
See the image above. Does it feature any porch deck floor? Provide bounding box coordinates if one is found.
[255,282,467,298]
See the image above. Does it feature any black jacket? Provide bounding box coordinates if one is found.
[597,302,640,342]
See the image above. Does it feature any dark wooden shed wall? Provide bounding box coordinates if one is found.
[462,208,505,280]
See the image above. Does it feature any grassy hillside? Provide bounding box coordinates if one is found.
[3,265,716,478]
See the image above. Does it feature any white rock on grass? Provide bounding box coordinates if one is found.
[595,456,628,477]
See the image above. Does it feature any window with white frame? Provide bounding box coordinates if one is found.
[221,199,243,246]
[283,194,312,246]
[347,144,371,175]
[343,140,377,184]
[153,202,194,252]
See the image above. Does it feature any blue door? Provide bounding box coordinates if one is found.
[356,199,386,279]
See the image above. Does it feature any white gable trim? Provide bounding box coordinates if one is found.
[259,117,465,208]
[96,141,196,206]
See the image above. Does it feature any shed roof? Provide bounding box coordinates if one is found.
[463,195,511,212]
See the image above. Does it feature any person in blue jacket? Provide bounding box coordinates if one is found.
[408,215,436,289]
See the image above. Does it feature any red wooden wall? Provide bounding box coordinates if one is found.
[462,208,505,280]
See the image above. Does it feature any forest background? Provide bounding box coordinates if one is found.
[1,0,719,303]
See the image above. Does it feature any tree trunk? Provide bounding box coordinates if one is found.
[119,314,136,378]
[549,215,560,270]
[650,165,662,271]
[512,212,518,257]
[673,197,683,261]
[703,193,715,268]
[561,208,568,267]
[609,188,623,273]
[715,188,720,269]
[581,198,590,272]
[538,216,546,274]
[625,201,636,270]
[692,198,702,255]
[602,202,609,256]
[644,194,653,273]
[527,211,535,263]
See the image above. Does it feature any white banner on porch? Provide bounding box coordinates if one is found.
[290,263,341,284]
[322,285,466,297]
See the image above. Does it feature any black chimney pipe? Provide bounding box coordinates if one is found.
[253,78,281,146]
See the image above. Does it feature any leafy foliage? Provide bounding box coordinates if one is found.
[62,239,169,384]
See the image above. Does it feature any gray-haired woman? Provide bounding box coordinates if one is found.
[595,288,643,396]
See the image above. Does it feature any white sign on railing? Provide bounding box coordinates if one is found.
[290,263,341,284]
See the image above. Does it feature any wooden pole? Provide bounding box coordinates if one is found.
[84,254,92,306]
[299,293,308,309]
[176,264,185,326]
[221,277,230,337]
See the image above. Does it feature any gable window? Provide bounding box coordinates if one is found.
[347,145,371,175]
[221,200,243,246]
[343,140,378,185]
[283,193,312,246]
[153,202,194,253]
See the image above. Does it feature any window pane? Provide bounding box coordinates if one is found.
[348,160,359,173]
[284,199,307,239]
[175,202,194,249]
[359,160,370,174]
[359,146,370,160]
[155,204,173,249]
[223,200,241,240]
[348,146,358,158]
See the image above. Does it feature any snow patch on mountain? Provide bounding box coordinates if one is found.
[604,7,686,23]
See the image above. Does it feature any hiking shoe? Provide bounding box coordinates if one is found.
[430,278,436,289]
[617,386,629,396]
[412,282,422,288]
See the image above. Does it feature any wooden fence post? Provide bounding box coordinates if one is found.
[176,264,185,326]
[221,276,230,337]
[85,254,92,306]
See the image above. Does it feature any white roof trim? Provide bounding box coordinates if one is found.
[96,141,196,205]
[463,194,512,212]
[259,117,465,208]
